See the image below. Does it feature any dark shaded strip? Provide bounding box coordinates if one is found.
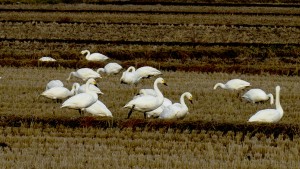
[1,20,300,28]
[1,38,300,47]
[0,115,298,139]
[1,8,300,16]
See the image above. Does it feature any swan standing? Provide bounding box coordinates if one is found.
[81,50,109,62]
[46,80,64,90]
[85,100,113,117]
[61,78,98,115]
[66,68,101,81]
[214,79,251,90]
[40,83,78,103]
[159,92,193,119]
[97,62,123,75]
[39,56,56,62]
[248,86,283,123]
[124,77,167,119]
[242,88,274,104]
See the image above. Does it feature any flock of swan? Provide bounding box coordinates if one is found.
[38,50,284,123]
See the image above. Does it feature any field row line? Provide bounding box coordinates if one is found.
[2,20,300,28]
[1,9,300,16]
[82,2,300,8]
[2,38,300,47]
[0,115,297,139]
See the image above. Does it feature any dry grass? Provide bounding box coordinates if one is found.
[0,126,300,168]
[0,66,299,124]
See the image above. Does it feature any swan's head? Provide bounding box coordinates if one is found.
[86,78,97,86]
[81,50,89,55]
[276,86,280,91]
[185,92,193,104]
[156,77,167,86]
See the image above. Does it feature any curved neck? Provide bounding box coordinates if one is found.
[275,88,283,117]
[85,81,98,99]
[153,80,163,101]
[267,93,274,105]
[66,72,74,81]
[180,93,188,108]
[70,83,78,96]
[214,83,225,89]
[73,83,80,95]
[96,68,105,73]
[84,50,91,59]
[127,66,136,72]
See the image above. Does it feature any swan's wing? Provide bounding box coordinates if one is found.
[41,87,70,99]
[227,79,251,89]
[136,66,161,78]
[243,89,268,102]
[85,100,112,117]
[124,95,160,112]
[248,109,281,123]
[77,68,99,78]
[159,105,177,119]
[46,80,64,89]
[90,53,109,61]
[61,93,96,109]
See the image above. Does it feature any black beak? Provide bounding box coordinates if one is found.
[189,100,193,104]
[164,83,168,86]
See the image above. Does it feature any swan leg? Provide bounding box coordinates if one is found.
[143,112,147,119]
[127,105,135,119]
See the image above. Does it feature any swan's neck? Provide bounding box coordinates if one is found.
[85,82,98,100]
[214,83,226,89]
[70,83,78,96]
[73,83,80,95]
[275,88,283,117]
[153,81,164,102]
[127,66,136,72]
[66,72,74,81]
[267,93,274,105]
[84,50,91,59]
[180,93,188,109]
[96,68,105,73]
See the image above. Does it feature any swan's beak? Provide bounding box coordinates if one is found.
[163,82,168,86]
[94,84,98,87]
[189,99,193,104]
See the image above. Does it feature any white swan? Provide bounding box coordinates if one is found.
[85,100,113,117]
[74,83,104,95]
[124,77,167,119]
[242,88,274,104]
[81,50,109,62]
[40,83,78,102]
[145,98,173,118]
[61,78,98,115]
[214,79,251,90]
[138,88,157,96]
[97,62,123,75]
[120,66,142,85]
[46,80,64,90]
[248,86,283,123]
[133,89,172,118]
[159,92,193,119]
[135,66,162,78]
[39,56,56,62]
[66,68,101,81]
